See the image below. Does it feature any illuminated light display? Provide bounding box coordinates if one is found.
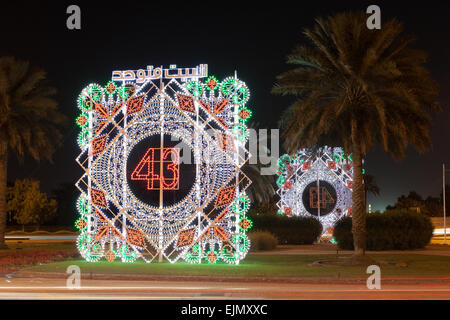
[75,64,252,264]
[276,147,353,235]
[130,147,180,191]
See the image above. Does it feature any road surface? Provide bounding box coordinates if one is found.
[0,277,449,299]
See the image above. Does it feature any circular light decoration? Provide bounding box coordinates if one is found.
[75,64,253,264]
[276,147,353,235]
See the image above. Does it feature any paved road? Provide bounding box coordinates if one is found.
[0,277,449,299]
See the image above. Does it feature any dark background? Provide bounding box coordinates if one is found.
[0,1,449,212]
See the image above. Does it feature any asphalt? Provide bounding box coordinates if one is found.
[1,278,450,300]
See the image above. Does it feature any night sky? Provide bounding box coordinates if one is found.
[1,1,449,212]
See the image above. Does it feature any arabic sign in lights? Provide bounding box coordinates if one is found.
[111,64,208,83]
[276,147,353,235]
[75,64,253,264]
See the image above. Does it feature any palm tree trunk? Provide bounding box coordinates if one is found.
[364,187,367,213]
[0,142,8,249]
[351,120,366,256]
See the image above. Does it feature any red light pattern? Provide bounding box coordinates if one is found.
[219,133,236,152]
[177,94,195,113]
[328,161,336,170]
[126,95,145,115]
[347,180,353,189]
[177,228,196,248]
[95,103,109,118]
[302,161,311,171]
[91,188,107,208]
[90,135,107,155]
[131,147,180,190]
[309,186,335,209]
[126,227,144,247]
[213,226,228,241]
[215,185,236,207]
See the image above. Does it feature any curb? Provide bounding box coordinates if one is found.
[12,271,450,284]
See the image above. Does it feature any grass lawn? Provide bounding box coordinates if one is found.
[1,241,75,253]
[19,253,450,278]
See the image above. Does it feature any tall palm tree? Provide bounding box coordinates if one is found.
[0,57,67,248]
[363,174,380,212]
[272,12,440,257]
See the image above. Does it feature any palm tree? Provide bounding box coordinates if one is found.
[363,174,380,212]
[242,122,276,206]
[272,12,441,257]
[0,57,67,248]
[243,163,276,205]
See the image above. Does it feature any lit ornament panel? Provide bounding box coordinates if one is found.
[276,147,353,235]
[75,66,253,264]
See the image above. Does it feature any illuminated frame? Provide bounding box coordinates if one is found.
[276,147,353,235]
[75,64,253,264]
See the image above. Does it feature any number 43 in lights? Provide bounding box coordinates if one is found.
[131,147,180,190]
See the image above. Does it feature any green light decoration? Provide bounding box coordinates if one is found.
[276,175,285,187]
[232,86,248,105]
[77,233,92,252]
[120,244,136,262]
[332,152,353,163]
[104,81,118,96]
[119,84,135,100]
[75,113,88,128]
[220,77,250,106]
[232,124,248,142]
[74,217,88,232]
[232,234,249,252]
[86,244,102,262]
[185,244,202,263]
[221,244,238,263]
[238,106,252,123]
[220,78,237,95]
[238,216,253,232]
[87,84,103,102]
[232,195,249,214]
[77,197,92,215]
[277,160,286,171]
[281,154,291,164]
[77,95,94,112]
[206,249,219,264]
[277,154,292,173]
[205,76,219,91]
[186,80,204,98]
[330,237,337,244]
[77,129,92,148]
